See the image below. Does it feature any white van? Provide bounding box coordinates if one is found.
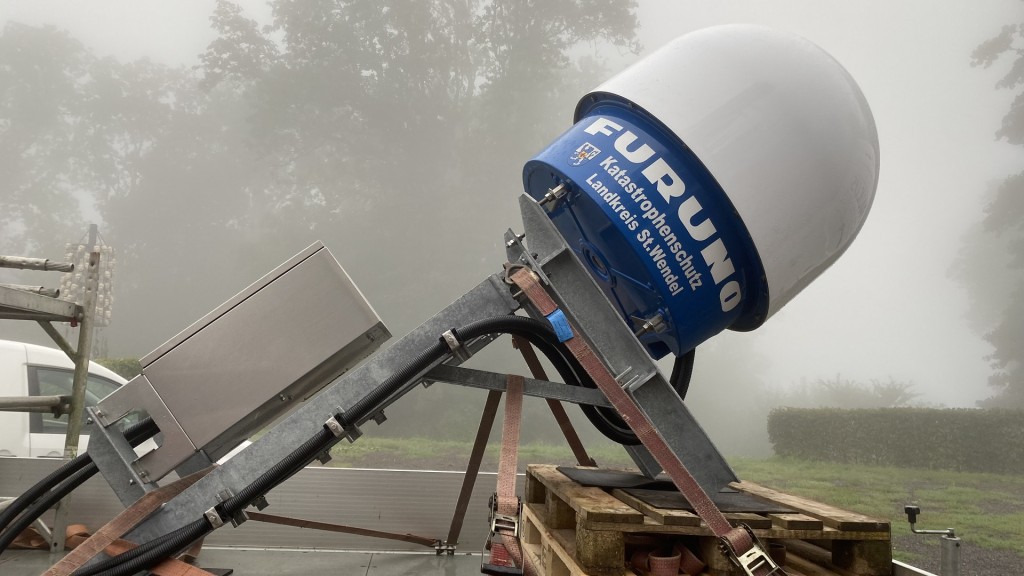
[0,339,128,458]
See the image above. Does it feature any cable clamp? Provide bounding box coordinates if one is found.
[434,541,457,556]
[325,416,344,437]
[441,329,472,362]
[326,409,361,443]
[214,489,249,528]
[204,507,225,529]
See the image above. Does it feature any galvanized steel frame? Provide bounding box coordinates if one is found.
[98,194,736,552]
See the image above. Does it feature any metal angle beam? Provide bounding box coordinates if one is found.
[0,285,78,322]
[425,364,612,408]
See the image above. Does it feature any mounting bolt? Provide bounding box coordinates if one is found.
[505,233,526,248]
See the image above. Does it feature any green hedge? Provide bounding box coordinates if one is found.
[95,357,142,380]
[767,407,1024,474]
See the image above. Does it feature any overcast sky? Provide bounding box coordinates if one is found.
[637,1,1021,407]
[2,0,1020,407]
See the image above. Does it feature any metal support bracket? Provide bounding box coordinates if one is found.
[84,406,155,506]
[435,542,457,556]
[509,194,738,488]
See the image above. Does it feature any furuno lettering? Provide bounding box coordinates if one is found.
[583,117,741,312]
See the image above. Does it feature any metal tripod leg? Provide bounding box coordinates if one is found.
[443,390,502,552]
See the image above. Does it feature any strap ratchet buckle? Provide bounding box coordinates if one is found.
[722,525,783,576]
[487,493,522,539]
[481,493,524,576]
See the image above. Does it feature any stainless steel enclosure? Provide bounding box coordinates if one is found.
[94,242,389,481]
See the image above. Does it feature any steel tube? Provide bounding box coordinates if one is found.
[0,256,74,272]
[940,536,961,576]
[0,284,59,298]
[0,395,69,410]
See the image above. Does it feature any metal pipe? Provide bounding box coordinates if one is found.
[0,397,71,415]
[940,536,961,576]
[51,248,100,554]
[0,395,70,410]
[0,284,60,298]
[0,256,74,272]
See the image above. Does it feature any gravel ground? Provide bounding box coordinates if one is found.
[893,534,1024,575]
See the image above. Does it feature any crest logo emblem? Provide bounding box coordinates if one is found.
[569,142,601,166]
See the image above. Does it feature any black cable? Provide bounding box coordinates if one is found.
[483,318,641,445]
[0,463,98,554]
[0,452,91,534]
[74,519,211,576]
[81,314,637,574]
[669,348,696,401]
[0,417,159,556]
[79,428,337,576]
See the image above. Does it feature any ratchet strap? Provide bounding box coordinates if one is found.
[481,374,535,576]
[509,267,784,576]
[44,466,214,576]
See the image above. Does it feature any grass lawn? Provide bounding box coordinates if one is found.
[731,457,1024,562]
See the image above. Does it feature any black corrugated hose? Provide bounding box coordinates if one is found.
[0,417,159,557]
[73,314,656,575]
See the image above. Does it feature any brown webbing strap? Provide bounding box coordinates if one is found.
[509,268,784,576]
[247,512,438,548]
[511,335,596,467]
[484,375,536,576]
[45,467,214,576]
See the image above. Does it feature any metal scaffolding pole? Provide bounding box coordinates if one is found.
[49,229,101,555]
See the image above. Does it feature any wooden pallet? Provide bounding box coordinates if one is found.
[523,465,892,576]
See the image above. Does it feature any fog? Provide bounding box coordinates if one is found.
[1,1,1020,456]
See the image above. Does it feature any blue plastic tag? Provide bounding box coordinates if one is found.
[546,309,574,342]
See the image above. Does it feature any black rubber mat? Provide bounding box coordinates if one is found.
[622,488,793,514]
[557,466,675,490]
[556,467,793,514]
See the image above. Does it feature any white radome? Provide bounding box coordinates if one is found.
[576,24,880,323]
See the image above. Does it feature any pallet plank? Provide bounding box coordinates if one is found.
[612,488,702,526]
[724,512,773,529]
[730,481,889,532]
[526,466,888,576]
[532,465,644,525]
[771,513,825,531]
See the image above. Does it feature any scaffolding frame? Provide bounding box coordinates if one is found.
[0,225,102,555]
